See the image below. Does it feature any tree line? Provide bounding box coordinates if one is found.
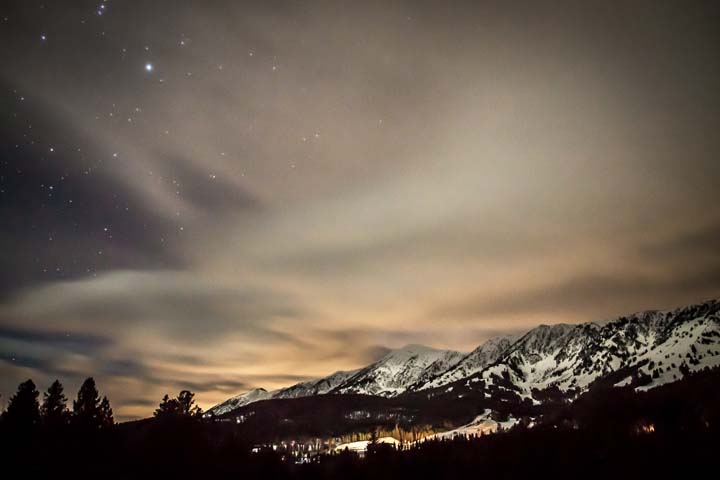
[0,376,206,434]
[1,377,114,432]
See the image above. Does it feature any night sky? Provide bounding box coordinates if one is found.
[1,0,719,420]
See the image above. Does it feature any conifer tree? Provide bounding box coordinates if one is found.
[2,379,40,430]
[154,390,201,419]
[99,396,114,428]
[177,390,201,417]
[154,394,179,418]
[73,377,101,429]
[41,379,69,427]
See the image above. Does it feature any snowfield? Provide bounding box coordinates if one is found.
[424,409,519,441]
[334,436,401,453]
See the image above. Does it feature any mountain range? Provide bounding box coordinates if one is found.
[209,299,720,416]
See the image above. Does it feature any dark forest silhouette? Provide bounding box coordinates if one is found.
[2,377,114,432]
[1,367,719,479]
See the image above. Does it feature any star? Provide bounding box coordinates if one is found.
[145,63,154,72]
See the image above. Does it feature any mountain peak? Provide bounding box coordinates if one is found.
[330,344,464,397]
[208,387,272,415]
[413,334,518,391]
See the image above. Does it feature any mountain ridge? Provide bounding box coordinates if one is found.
[208,299,720,416]
[443,298,720,402]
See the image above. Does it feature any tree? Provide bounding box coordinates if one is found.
[73,377,101,429]
[2,379,40,430]
[99,396,114,428]
[155,394,180,418]
[72,378,114,431]
[41,380,69,427]
[177,390,202,417]
[366,428,379,455]
[154,390,201,419]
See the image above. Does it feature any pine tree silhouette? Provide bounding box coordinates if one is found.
[154,390,201,418]
[41,380,69,427]
[73,377,102,430]
[177,390,202,417]
[155,394,180,418]
[2,379,40,430]
[99,396,114,428]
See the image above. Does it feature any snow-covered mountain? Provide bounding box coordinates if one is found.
[329,344,465,397]
[457,299,720,399]
[207,370,359,415]
[272,369,360,399]
[210,388,272,416]
[208,345,465,414]
[412,335,517,391]
[209,299,720,416]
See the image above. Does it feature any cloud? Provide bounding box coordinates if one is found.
[1,270,312,345]
[118,397,160,409]
[427,264,720,325]
[0,89,187,298]
[0,325,113,352]
[153,153,260,214]
[640,220,720,263]
[0,270,323,417]
[1,0,719,420]
[360,345,393,364]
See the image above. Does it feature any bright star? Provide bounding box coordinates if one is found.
[145,63,154,72]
